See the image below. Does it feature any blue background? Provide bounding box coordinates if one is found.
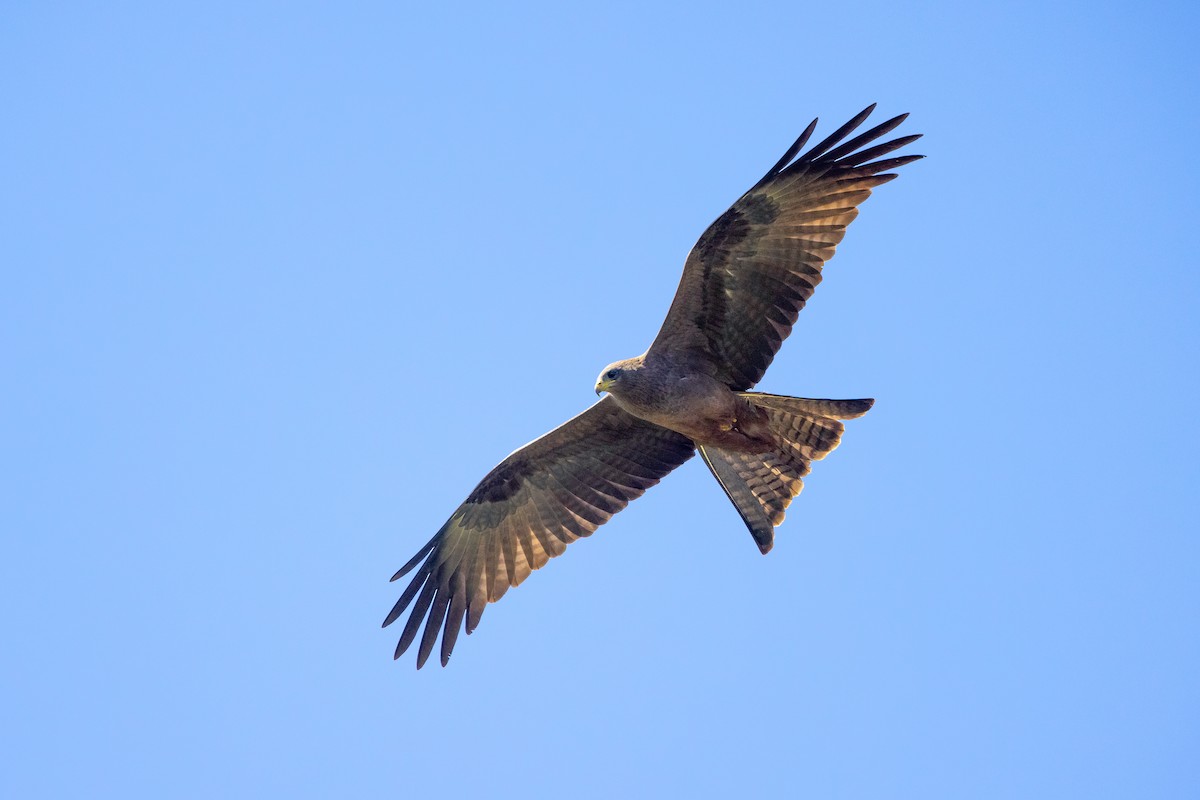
[4,2,1197,797]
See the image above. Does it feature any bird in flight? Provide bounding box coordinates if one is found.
[385,104,922,668]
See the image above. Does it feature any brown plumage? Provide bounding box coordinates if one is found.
[386,104,922,667]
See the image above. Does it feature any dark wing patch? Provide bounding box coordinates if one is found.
[383,397,695,668]
[649,104,923,390]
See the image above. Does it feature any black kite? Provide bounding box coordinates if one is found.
[385,105,922,667]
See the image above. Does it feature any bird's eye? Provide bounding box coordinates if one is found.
[606,369,619,380]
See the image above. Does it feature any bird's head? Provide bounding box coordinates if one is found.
[594,357,641,396]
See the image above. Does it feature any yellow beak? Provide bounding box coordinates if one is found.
[595,378,613,396]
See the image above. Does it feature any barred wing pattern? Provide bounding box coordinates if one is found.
[650,104,923,390]
[384,397,695,668]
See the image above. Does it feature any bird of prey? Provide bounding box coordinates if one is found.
[385,104,922,668]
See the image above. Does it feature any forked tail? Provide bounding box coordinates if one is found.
[698,394,873,554]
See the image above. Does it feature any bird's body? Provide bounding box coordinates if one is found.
[386,105,923,668]
[597,353,774,451]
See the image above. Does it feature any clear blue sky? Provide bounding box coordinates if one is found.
[3,2,1198,797]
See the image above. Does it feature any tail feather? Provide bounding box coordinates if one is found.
[700,394,873,554]
[744,393,874,420]
[699,445,810,554]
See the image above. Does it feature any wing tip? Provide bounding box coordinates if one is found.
[761,106,923,185]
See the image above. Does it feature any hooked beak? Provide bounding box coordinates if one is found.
[595,378,613,396]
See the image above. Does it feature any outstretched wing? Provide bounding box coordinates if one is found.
[384,397,695,668]
[649,104,923,390]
